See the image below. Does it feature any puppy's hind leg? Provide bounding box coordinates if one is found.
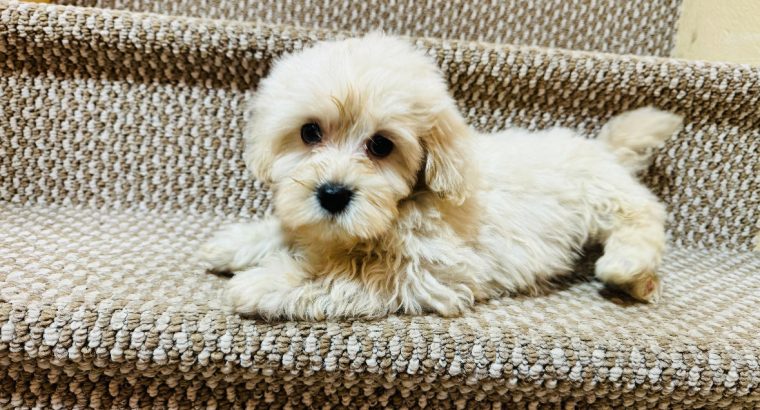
[199,218,285,273]
[594,197,667,303]
[593,107,681,302]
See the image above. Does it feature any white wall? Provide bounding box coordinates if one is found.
[673,0,760,64]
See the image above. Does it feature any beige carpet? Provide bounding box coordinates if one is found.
[62,0,683,56]
[1,0,759,407]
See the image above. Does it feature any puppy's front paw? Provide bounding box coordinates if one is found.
[222,267,299,319]
[198,239,238,273]
[199,221,284,273]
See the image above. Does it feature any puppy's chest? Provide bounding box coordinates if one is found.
[295,200,481,279]
[301,244,403,280]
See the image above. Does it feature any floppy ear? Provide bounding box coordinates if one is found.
[423,102,473,205]
[242,103,275,183]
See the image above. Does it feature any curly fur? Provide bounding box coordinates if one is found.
[200,34,683,320]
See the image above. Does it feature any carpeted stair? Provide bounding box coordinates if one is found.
[1,0,758,408]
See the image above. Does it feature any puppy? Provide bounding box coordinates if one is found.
[200,34,683,320]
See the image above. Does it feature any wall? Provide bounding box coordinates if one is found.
[673,0,760,64]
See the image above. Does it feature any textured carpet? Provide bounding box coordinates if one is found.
[2,204,759,408]
[59,0,684,56]
[1,0,759,408]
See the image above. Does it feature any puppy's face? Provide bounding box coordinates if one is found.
[245,34,471,242]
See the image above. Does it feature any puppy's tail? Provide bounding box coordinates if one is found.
[598,107,683,174]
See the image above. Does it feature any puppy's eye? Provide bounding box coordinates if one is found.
[301,123,322,145]
[366,135,394,158]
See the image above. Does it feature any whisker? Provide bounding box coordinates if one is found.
[290,177,311,188]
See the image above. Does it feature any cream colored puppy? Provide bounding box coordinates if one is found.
[200,34,683,320]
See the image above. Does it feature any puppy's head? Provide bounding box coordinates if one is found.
[245,34,472,242]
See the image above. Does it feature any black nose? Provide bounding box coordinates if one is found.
[316,183,353,214]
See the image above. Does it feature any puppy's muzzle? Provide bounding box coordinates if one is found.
[316,182,354,214]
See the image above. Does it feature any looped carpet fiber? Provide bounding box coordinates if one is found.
[1,0,758,408]
[59,0,684,57]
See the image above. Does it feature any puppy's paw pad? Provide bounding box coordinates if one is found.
[596,255,662,303]
[620,271,662,304]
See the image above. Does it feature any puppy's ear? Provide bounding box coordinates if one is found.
[423,102,473,205]
[242,105,275,183]
[244,143,274,183]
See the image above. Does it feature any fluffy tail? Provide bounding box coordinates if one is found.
[598,107,683,174]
